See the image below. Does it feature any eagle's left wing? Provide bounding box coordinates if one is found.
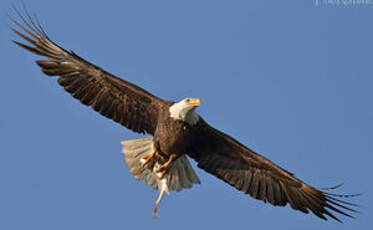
[188,119,358,222]
[10,10,171,135]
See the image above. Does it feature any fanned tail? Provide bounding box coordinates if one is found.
[121,137,201,191]
[121,137,200,217]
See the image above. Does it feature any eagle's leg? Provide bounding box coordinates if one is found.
[140,150,156,169]
[155,154,177,178]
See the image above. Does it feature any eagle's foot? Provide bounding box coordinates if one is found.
[155,155,176,178]
[140,151,156,169]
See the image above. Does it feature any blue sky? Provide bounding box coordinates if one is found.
[0,0,371,229]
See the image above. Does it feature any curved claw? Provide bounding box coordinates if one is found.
[155,155,176,178]
[140,151,156,168]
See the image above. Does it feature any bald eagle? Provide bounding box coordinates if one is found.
[10,10,358,222]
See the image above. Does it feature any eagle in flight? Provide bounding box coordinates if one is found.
[10,9,358,221]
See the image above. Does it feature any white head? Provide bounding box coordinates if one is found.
[169,98,201,125]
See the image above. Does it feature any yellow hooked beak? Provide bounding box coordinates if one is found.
[188,98,201,107]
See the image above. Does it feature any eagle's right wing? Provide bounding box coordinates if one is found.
[11,10,171,135]
[188,119,358,222]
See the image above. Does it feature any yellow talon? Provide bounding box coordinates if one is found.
[156,155,176,178]
[140,151,156,168]
[158,169,167,179]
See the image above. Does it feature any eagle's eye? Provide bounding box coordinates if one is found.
[186,99,191,103]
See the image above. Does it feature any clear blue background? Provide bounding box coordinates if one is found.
[0,0,371,229]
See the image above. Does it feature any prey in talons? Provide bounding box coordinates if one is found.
[155,155,177,179]
[152,162,170,218]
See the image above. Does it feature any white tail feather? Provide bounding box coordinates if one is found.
[121,137,200,191]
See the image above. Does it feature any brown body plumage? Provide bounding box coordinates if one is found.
[155,113,195,158]
[10,9,358,222]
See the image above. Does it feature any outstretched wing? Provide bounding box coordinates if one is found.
[188,119,358,222]
[10,11,170,135]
